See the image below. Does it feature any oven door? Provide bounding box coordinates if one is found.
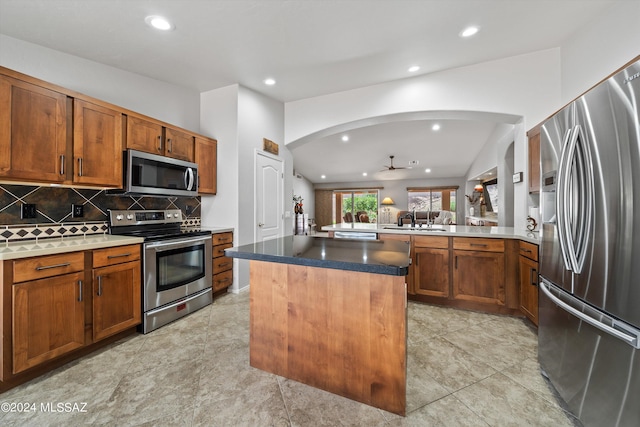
[143,235,212,311]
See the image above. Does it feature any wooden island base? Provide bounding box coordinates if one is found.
[249,260,407,416]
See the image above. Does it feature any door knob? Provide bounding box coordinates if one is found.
[258,222,264,227]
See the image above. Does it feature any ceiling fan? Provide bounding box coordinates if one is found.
[380,155,407,172]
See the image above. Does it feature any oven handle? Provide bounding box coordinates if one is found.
[145,235,212,251]
[145,288,212,316]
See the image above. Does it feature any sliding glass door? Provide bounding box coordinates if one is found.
[333,190,379,224]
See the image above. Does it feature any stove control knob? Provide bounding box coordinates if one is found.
[126,214,134,220]
[173,213,180,218]
[116,214,124,221]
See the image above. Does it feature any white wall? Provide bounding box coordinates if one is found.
[285,49,561,145]
[560,2,640,105]
[0,35,200,130]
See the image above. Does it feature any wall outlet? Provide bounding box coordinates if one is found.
[72,204,84,218]
[21,203,37,219]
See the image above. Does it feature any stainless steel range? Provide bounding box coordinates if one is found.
[108,209,212,334]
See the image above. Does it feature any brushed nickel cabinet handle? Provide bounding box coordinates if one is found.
[78,280,83,302]
[167,138,172,153]
[60,155,65,175]
[78,158,83,177]
[97,276,103,296]
[470,243,488,247]
[107,253,131,259]
[157,135,162,151]
[36,262,70,271]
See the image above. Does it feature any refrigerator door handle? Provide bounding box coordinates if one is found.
[556,128,575,272]
[571,124,595,274]
[540,280,640,349]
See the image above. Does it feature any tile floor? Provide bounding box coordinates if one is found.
[0,291,581,426]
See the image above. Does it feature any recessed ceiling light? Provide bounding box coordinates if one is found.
[432,124,441,131]
[408,65,420,73]
[460,26,479,38]
[362,172,367,176]
[145,15,173,31]
[341,135,349,142]
[321,175,326,179]
[264,78,276,86]
[425,168,432,173]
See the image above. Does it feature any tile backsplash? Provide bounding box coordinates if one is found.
[0,183,201,242]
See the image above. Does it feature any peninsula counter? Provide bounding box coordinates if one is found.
[225,236,411,415]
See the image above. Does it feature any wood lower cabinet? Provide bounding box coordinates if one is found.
[12,271,85,374]
[519,241,539,325]
[453,237,506,306]
[1,244,141,388]
[379,233,412,292]
[0,74,68,183]
[413,236,450,298]
[212,231,234,293]
[92,245,141,341]
[195,136,217,194]
[73,99,123,187]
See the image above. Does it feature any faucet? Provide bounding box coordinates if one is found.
[398,211,415,227]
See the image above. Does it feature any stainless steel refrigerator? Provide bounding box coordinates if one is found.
[538,58,640,427]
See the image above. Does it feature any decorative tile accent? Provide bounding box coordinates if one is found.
[0,183,202,242]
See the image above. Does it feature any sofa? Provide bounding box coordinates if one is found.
[397,210,454,225]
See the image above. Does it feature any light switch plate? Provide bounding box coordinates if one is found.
[512,172,523,183]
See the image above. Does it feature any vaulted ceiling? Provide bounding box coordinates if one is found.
[0,0,618,183]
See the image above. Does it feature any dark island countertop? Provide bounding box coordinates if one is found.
[225,235,410,276]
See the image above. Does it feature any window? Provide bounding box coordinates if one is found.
[407,186,458,223]
[333,190,379,224]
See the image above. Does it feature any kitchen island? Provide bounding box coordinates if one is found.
[225,236,411,415]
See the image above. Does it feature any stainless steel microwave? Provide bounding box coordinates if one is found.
[110,149,198,197]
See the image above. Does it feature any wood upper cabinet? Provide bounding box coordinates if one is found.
[165,127,194,162]
[73,99,123,187]
[413,236,450,298]
[528,126,541,193]
[126,115,163,155]
[195,136,217,194]
[12,271,85,374]
[0,75,68,183]
[92,245,141,341]
[519,241,539,325]
[126,115,194,162]
[452,238,506,306]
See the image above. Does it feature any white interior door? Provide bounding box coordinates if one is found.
[255,151,283,242]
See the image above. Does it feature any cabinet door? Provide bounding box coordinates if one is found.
[195,136,217,194]
[12,272,85,374]
[126,115,163,155]
[528,130,540,193]
[0,75,67,183]
[414,247,450,298]
[453,250,505,305]
[165,127,194,162]
[519,255,539,325]
[73,99,123,187]
[93,261,141,341]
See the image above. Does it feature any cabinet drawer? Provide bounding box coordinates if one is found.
[453,237,504,252]
[213,269,233,292]
[413,235,449,249]
[213,242,233,258]
[13,252,85,283]
[93,244,141,268]
[519,241,538,262]
[213,256,233,273]
[212,232,233,246]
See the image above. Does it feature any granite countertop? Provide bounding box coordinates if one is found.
[199,226,234,234]
[225,235,410,276]
[0,235,144,261]
[322,223,539,244]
